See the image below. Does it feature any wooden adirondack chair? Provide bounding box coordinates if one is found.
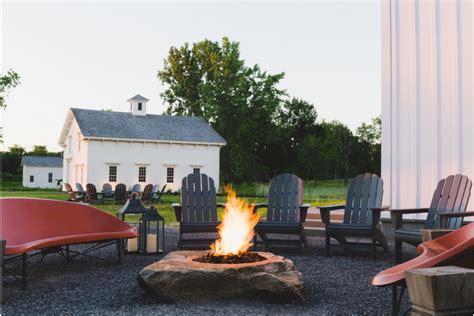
[131,184,141,195]
[113,183,127,204]
[140,184,153,203]
[86,183,104,204]
[151,184,167,203]
[102,183,114,200]
[65,183,85,202]
[320,173,389,260]
[172,173,225,248]
[392,174,472,263]
[75,183,86,194]
[254,173,310,248]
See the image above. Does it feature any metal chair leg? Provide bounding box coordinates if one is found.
[116,239,122,265]
[22,252,27,289]
[372,236,377,261]
[395,240,402,263]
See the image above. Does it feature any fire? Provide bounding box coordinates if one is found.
[210,186,260,257]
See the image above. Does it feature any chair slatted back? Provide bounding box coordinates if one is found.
[266,173,303,223]
[425,174,472,229]
[141,184,153,202]
[76,183,85,194]
[102,183,113,198]
[343,173,383,225]
[131,184,141,193]
[181,173,218,223]
[114,183,127,202]
[86,183,100,201]
[65,183,75,200]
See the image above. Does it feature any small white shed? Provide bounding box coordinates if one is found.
[22,156,63,189]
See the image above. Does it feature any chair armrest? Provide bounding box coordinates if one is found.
[217,203,226,208]
[172,203,182,222]
[318,204,345,212]
[437,211,474,228]
[390,208,429,214]
[318,204,345,225]
[299,204,310,222]
[253,203,268,209]
[372,206,390,227]
[390,208,429,229]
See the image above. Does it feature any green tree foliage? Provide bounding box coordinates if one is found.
[159,37,381,183]
[0,69,21,108]
[159,38,285,182]
[1,145,62,177]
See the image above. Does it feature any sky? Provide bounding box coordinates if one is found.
[1,1,381,152]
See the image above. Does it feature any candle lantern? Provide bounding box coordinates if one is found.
[138,206,165,254]
[117,195,147,253]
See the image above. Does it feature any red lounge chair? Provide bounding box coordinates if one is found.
[0,198,138,288]
[372,222,474,315]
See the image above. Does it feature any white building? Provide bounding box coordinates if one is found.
[58,95,226,191]
[22,156,63,189]
[381,0,473,215]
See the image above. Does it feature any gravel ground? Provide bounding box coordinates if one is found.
[1,229,415,315]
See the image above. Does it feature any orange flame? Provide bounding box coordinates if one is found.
[210,186,260,257]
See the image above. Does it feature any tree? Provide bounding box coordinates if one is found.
[356,115,381,145]
[158,37,286,182]
[29,145,48,156]
[0,69,21,108]
[8,144,26,156]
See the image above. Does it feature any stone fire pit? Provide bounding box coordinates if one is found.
[138,250,304,303]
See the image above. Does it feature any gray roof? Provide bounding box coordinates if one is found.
[127,95,149,102]
[70,108,226,144]
[22,156,63,168]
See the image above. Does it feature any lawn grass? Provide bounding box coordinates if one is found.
[1,180,347,226]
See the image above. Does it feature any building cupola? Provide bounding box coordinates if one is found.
[128,94,149,116]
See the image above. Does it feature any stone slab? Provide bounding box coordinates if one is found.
[138,250,304,303]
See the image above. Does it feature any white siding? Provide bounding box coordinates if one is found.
[381,0,473,215]
[62,118,88,188]
[85,140,221,192]
[23,166,63,189]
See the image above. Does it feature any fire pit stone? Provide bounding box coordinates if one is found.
[138,250,304,303]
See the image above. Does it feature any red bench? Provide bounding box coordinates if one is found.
[1,198,138,288]
[372,222,474,314]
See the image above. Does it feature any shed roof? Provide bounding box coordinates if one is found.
[22,156,63,168]
[68,108,226,145]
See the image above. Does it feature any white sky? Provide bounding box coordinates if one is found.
[1,1,381,152]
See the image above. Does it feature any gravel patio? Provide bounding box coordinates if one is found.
[2,228,414,315]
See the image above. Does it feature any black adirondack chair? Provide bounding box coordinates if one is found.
[393,174,473,263]
[172,173,224,248]
[320,173,389,260]
[140,184,153,203]
[151,184,167,203]
[86,183,104,204]
[113,183,127,204]
[65,183,85,202]
[254,173,310,248]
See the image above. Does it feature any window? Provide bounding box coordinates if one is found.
[29,175,34,183]
[193,168,200,174]
[138,102,142,111]
[138,166,146,182]
[48,173,53,183]
[109,166,117,182]
[166,167,174,183]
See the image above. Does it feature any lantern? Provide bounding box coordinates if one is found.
[139,206,165,254]
[117,195,147,252]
